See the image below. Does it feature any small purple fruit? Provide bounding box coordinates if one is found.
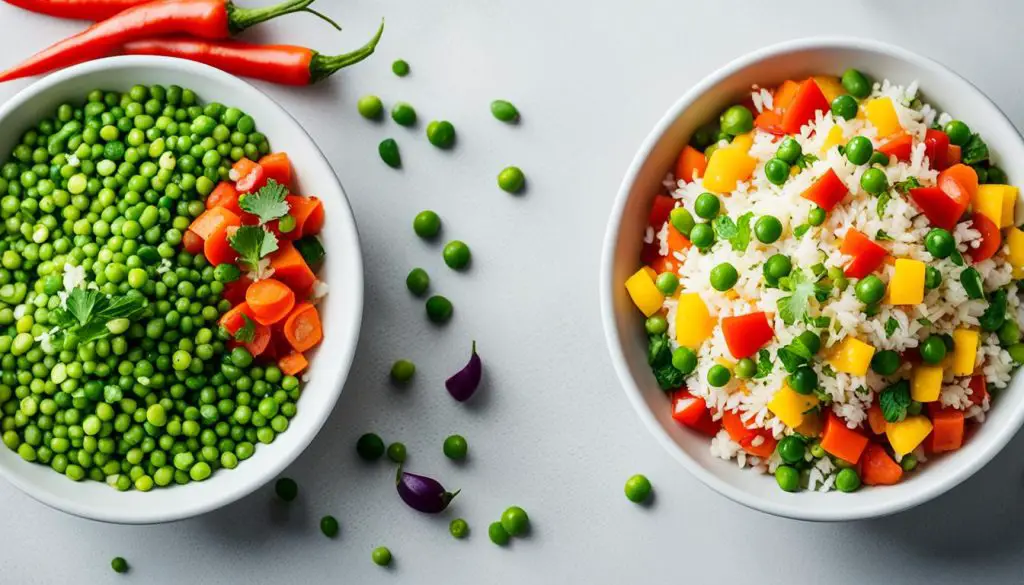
[446,341,482,402]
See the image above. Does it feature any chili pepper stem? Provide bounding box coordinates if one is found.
[227,0,340,34]
[309,18,385,83]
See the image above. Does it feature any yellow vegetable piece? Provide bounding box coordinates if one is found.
[642,266,657,281]
[1008,227,1024,279]
[730,132,754,152]
[767,383,819,429]
[794,412,822,438]
[1001,185,1018,228]
[675,293,714,349]
[703,146,757,194]
[885,416,934,457]
[951,328,979,376]
[973,184,1005,228]
[820,125,844,155]
[813,76,845,104]
[865,97,901,137]
[625,268,665,317]
[888,258,925,305]
[911,365,943,403]
[827,336,876,376]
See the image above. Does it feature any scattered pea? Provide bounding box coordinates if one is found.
[443,240,471,270]
[390,359,415,383]
[320,515,340,538]
[275,477,298,502]
[378,138,401,168]
[624,473,652,503]
[356,433,385,461]
[497,166,525,193]
[413,210,442,238]
[490,100,519,122]
[443,434,468,460]
[406,268,430,296]
[449,518,470,539]
[426,120,456,148]
[357,95,383,119]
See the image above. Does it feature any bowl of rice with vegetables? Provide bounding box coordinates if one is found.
[601,38,1024,520]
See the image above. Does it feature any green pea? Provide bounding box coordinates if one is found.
[624,473,652,503]
[669,207,695,237]
[830,94,858,120]
[835,467,861,493]
[378,138,401,169]
[777,435,805,464]
[497,166,525,193]
[426,120,456,149]
[710,262,738,291]
[413,210,441,238]
[924,266,942,290]
[920,335,947,365]
[1008,343,1024,365]
[694,192,720,219]
[840,68,872,99]
[754,215,783,244]
[426,295,453,323]
[998,319,1021,346]
[371,547,392,566]
[987,166,1008,185]
[406,267,430,296]
[500,506,529,536]
[901,454,918,471]
[943,120,971,146]
[111,557,129,574]
[668,348,696,376]
[859,167,888,195]
[488,522,510,546]
[390,359,415,383]
[776,137,802,164]
[274,477,298,501]
[356,433,385,461]
[391,102,416,126]
[643,315,667,336]
[807,207,826,227]
[490,100,519,123]
[735,358,756,379]
[797,331,821,355]
[924,228,955,259]
[719,105,753,136]
[764,254,792,281]
[707,364,731,387]
[357,95,384,119]
[655,272,679,295]
[386,442,406,463]
[320,515,340,538]
[844,136,873,165]
[392,59,410,76]
[443,434,468,460]
[775,465,800,492]
[871,350,901,375]
[442,240,471,270]
[449,518,470,539]
[688,223,714,249]
[788,366,818,395]
[854,275,885,304]
[764,158,791,186]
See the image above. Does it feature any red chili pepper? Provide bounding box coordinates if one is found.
[0,0,340,83]
[721,312,774,359]
[121,22,383,86]
[801,168,848,211]
[2,0,147,21]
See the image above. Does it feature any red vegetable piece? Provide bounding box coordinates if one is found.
[801,168,849,211]
[908,186,962,231]
[648,195,676,229]
[947,144,962,166]
[925,404,965,453]
[820,412,869,464]
[968,375,988,406]
[967,213,1001,263]
[721,312,774,359]
[203,225,237,267]
[670,391,721,437]
[780,79,829,134]
[222,276,252,306]
[924,129,951,170]
[860,443,903,485]
[877,133,913,162]
[258,152,293,190]
[236,164,266,194]
[206,181,242,215]
[840,229,887,278]
[722,409,777,458]
[754,109,785,135]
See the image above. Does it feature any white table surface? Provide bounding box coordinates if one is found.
[2,1,1024,583]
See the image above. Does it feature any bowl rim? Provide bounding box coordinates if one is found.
[0,55,364,523]
[600,36,1024,521]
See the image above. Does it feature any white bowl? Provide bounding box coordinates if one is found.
[601,37,1024,521]
[0,56,364,523]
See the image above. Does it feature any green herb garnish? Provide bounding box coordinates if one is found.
[239,179,290,225]
[879,380,911,423]
[229,225,279,272]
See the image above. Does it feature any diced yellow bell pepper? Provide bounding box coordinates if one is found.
[888,258,925,305]
[703,145,757,194]
[675,293,714,349]
[767,383,819,429]
[1001,185,1018,228]
[973,184,1005,227]
[911,365,943,402]
[1008,227,1024,279]
[820,125,844,155]
[951,328,979,376]
[642,266,657,281]
[865,97,901,137]
[625,268,664,317]
[813,76,845,104]
[827,337,876,376]
[730,132,754,152]
[794,412,823,438]
[886,415,934,457]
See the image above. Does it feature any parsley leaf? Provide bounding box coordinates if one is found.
[731,212,753,252]
[787,336,815,361]
[234,315,256,343]
[876,192,891,217]
[647,333,671,368]
[950,249,965,267]
[893,176,920,194]
[980,288,1007,332]
[821,364,837,378]
[777,347,807,374]
[885,317,900,338]
[239,179,290,224]
[653,363,685,391]
[962,133,989,166]
[795,153,819,170]
[64,288,101,326]
[879,380,911,423]
[776,269,821,326]
[229,226,279,272]
[806,315,831,328]
[875,229,894,241]
[754,349,773,379]
[917,317,933,327]
[712,215,738,241]
[793,224,811,238]
[53,288,146,345]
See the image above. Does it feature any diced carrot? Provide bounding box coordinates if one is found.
[189,206,241,241]
[222,276,252,306]
[666,224,691,252]
[258,152,293,190]
[243,322,272,357]
[278,351,308,376]
[926,405,965,453]
[820,412,869,464]
[283,302,323,352]
[219,302,255,334]
[269,240,316,299]
[867,402,887,435]
[231,158,260,178]
[860,443,903,486]
[206,181,243,215]
[245,278,296,326]
[183,229,204,254]
[285,195,324,239]
[303,200,324,236]
[947,144,962,166]
[204,225,238,267]
[674,145,707,183]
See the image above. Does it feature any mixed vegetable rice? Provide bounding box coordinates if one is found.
[626,68,1023,492]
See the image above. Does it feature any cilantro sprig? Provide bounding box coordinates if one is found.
[53,288,146,344]
[879,380,911,423]
[239,179,290,225]
[234,315,256,343]
[229,225,279,273]
[776,269,830,326]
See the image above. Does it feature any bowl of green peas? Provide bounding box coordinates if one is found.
[0,56,364,523]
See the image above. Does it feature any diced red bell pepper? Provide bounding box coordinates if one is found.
[723,409,777,458]
[666,224,691,252]
[649,255,680,276]
[877,133,913,162]
[947,144,962,166]
[937,163,977,210]
[909,187,963,231]
[801,168,849,211]
[968,375,988,406]
[780,79,829,134]
[867,402,887,435]
[860,443,903,485]
[925,404,965,453]
[924,129,951,170]
[648,195,676,229]
[967,213,1001,263]
[840,229,887,278]
[670,391,721,437]
[754,110,785,135]
[721,312,774,359]
[820,412,869,464]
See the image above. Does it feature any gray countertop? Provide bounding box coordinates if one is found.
[1,1,1023,583]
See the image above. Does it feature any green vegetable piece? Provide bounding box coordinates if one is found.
[764,254,792,281]
[490,100,519,122]
[689,223,714,249]
[449,518,470,539]
[229,225,279,272]
[707,364,731,387]
[372,546,392,566]
[754,215,783,244]
[390,359,415,383]
[293,236,326,271]
[488,522,510,546]
[788,366,818,395]
[835,468,861,493]
[358,95,384,119]
[962,134,989,166]
[998,319,1021,346]
[719,105,753,135]
[859,167,888,195]
[356,433,385,461]
[392,59,410,76]
[239,179,289,224]
[426,295,453,323]
[945,121,973,146]
[901,454,918,471]
[879,380,911,423]
[624,473,652,503]
[378,138,401,168]
[854,275,885,304]
[807,207,827,227]
[413,210,442,238]
[443,240,471,270]
[275,477,298,502]
[924,266,942,290]
[775,465,800,492]
[669,207,695,237]
[764,158,790,186]
[671,347,697,375]
[960,268,984,299]
[426,120,456,148]
[320,515,340,538]
[391,102,416,126]
[980,289,1008,332]
[735,357,756,379]
[844,136,873,165]
[111,557,129,574]
[777,435,805,464]
[840,68,872,99]
[920,335,947,365]
[694,192,720,219]
[386,442,407,463]
[443,434,468,460]
[497,166,526,193]
[925,228,955,259]
[406,267,430,296]
[214,263,242,283]
[870,350,900,375]
[500,506,530,537]
[831,94,858,120]
[710,262,738,291]
[776,137,802,164]
[1009,343,1024,365]
[655,272,679,295]
[645,315,668,335]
